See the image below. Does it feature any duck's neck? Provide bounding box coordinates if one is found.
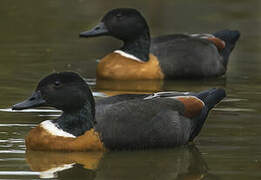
[53,101,95,137]
[120,30,150,62]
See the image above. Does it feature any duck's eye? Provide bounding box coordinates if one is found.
[54,81,61,87]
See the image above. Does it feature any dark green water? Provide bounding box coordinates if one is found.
[0,0,261,179]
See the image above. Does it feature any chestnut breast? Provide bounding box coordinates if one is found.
[26,126,106,152]
[97,53,164,80]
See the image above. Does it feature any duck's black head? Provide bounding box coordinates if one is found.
[80,8,149,41]
[80,8,151,61]
[12,72,95,117]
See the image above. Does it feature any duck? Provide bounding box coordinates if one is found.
[79,8,240,80]
[12,72,226,151]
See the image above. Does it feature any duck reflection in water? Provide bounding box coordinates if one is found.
[95,78,227,96]
[95,79,163,95]
[26,145,219,180]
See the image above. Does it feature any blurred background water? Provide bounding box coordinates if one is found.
[0,0,261,179]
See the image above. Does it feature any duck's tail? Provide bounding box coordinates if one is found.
[197,88,226,110]
[190,88,226,141]
[213,29,240,67]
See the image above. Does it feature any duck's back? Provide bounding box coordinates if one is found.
[96,94,148,107]
[151,35,225,78]
[95,98,193,150]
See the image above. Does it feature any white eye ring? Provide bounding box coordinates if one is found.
[54,81,61,86]
[116,13,123,18]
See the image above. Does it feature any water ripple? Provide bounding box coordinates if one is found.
[0,171,40,176]
[0,108,61,113]
[38,114,60,117]
[0,124,35,127]
[214,108,256,112]
[0,150,25,154]
[222,98,248,102]
[0,158,24,161]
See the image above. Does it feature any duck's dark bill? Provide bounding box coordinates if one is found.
[79,22,109,38]
[12,91,46,110]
